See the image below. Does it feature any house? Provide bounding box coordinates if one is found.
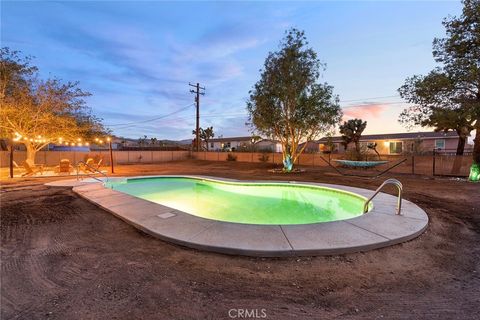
[208,136,256,151]
[207,136,283,152]
[298,141,321,153]
[255,139,283,153]
[317,131,473,155]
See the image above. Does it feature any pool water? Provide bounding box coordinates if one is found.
[106,177,369,225]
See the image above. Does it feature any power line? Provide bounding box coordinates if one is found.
[110,102,409,130]
[342,101,406,109]
[340,95,400,103]
[106,97,407,131]
[105,103,195,128]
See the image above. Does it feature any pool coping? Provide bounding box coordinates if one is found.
[53,175,429,257]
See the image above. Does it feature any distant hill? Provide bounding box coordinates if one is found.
[176,139,193,145]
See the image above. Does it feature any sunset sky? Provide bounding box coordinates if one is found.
[2,1,463,140]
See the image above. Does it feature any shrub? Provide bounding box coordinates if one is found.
[345,146,368,161]
[258,153,270,162]
[226,153,237,161]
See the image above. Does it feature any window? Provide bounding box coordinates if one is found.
[435,139,445,150]
[389,141,403,154]
[211,142,214,148]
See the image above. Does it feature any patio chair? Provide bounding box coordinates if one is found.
[91,158,103,171]
[78,158,102,173]
[21,159,44,177]
[54,159,74,175]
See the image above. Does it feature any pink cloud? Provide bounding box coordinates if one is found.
[342,104,387,121]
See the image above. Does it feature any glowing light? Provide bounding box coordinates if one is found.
[469,163,480,182]
[37,135,41,139]
[77,138,81,142]
[85,142,90,146]
[383,141,389,147]
[107,137,111,142]
[95,138,99,142]
[13,132,22,141]
[99,140,103,144]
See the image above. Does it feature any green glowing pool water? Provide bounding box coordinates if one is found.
[106,177,369,225]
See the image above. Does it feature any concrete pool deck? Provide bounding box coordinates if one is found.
[48,176,428,257]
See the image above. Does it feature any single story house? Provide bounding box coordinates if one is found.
[255,139,283,153]
[207,136,283,152]
[317,131,473,155]
[208,136,255,151]
[298,141,321,153]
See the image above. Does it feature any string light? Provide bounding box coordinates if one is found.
[11,133,112,147]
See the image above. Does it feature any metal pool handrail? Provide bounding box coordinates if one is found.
[76,161,109,183]
[363,178,403,215]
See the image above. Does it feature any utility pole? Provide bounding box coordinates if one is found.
[189,82,205,152]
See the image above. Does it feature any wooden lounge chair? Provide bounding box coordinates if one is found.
[93,158,103,171]
[55,159,74,175]
[78,158,103,173]
[21,159,44,177]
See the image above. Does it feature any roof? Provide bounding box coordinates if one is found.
[209,136,256,143]
[317,131,459,143]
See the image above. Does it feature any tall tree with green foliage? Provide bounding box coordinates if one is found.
[247,28,342,171]
[0,48,106,162]
[397,0,479,181]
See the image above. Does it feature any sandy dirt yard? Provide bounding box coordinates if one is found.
[1,160,479,320]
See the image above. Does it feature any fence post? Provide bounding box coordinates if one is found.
[9,144,14,178]
[432,149,436,176]
[412,155,415,175]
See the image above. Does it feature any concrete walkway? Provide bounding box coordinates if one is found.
[54,176,428,257]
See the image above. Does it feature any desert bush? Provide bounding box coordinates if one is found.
[226,153,237,161]
[258,152,270,162]
[344,146,369,161]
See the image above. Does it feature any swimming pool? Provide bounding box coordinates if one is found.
[105,176,371,225]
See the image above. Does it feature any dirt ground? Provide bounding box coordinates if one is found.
[1,160,479,320]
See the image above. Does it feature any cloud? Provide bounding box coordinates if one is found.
[342,103,387,120]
